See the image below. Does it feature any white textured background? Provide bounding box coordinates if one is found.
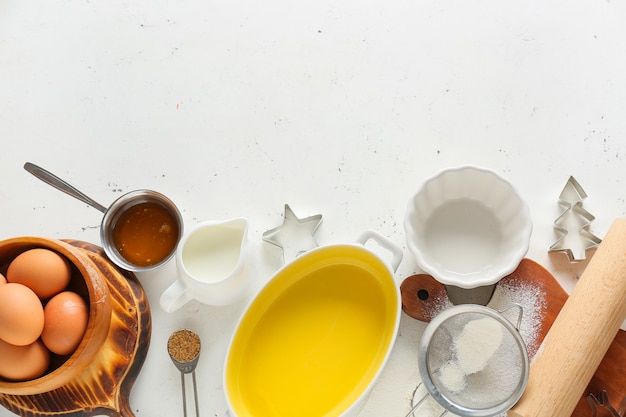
[1,0,625,416]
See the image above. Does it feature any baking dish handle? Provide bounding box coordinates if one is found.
[356,230,403,272]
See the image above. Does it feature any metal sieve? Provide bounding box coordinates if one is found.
[409,304,529,417]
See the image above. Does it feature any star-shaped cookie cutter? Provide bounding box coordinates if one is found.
[549,176,602,262]
[262,204,323,263]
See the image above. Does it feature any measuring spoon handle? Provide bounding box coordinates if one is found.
[24,162,108,213]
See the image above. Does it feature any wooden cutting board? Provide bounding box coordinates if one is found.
[0,240,151,417]
[400,258,626,417]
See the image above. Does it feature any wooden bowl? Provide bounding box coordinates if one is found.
[0,237,112,395]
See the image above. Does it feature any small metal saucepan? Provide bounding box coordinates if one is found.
[24,162,183,272]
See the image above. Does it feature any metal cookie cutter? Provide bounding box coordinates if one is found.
[549,176,602,262]
[587,390,626,417]
[262,204,323,263]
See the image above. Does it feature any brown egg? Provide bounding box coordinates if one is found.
[0,338,50,381]
[0,283,45,346]
[7,248,72,299]
[41,291,89,355]
[0,273,6,285]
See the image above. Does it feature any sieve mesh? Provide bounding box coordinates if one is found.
[419,305,529,417]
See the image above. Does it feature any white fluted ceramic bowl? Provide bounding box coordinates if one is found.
[404,166,532,289]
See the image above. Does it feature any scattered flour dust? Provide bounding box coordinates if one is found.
[411,383,447,417]
[425,279,546,359]
[487,279,546,359]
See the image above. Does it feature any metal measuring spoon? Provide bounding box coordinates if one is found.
[168,329,201,417]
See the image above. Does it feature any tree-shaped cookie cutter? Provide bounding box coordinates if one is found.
[587,390,626,417]
[549,176,602,262]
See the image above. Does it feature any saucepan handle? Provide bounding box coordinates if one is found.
[356,230,403,272]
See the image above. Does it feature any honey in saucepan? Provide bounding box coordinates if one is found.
[112,201,181,267]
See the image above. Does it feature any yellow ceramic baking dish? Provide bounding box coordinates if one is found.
[224,232,402,417]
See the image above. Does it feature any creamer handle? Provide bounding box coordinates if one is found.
[160,279,192,313]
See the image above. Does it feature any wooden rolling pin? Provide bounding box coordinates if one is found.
[509,218,626,417]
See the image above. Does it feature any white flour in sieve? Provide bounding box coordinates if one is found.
[411,280,545,416]
[438,360,466,393]
[437,317,504,394]
[456,317,504,374]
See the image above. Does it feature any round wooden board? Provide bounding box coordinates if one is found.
[400,258,626,417]
[0,240,151,417]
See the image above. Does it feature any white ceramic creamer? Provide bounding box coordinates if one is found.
[160,217,250,312]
